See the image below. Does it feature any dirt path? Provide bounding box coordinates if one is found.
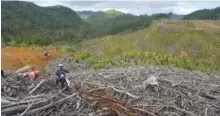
[2,46,60,72]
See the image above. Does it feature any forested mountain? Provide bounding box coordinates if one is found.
[2,1,219,46]
[84,13,152,37]
[2,1,82,33]
[183,7,220,20]
[1,1,83,45]
[77,11,95,20]
[151,12,172,20]
[77,10,134,37]
[77,10,172,37]
[1,1,171,45]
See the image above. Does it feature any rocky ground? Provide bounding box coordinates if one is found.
[1,57,220,116]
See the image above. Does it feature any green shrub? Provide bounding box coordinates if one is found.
[73,50,220,72]
[60,45,76,53]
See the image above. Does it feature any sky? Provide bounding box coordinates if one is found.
[27,0,220,15]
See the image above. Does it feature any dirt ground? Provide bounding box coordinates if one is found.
[1,46,61,72]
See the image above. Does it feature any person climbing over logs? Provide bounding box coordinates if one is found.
[23,67,40,81]
[55,64,69,89]
[1,56,5,78]
[44,50,50,60]
[1,69,5,78]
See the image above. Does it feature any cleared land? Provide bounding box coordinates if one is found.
[1,46,60,71]
[2,57,220,116]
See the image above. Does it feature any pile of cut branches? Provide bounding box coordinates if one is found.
[2,66,220,116]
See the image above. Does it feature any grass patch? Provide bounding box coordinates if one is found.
[71,20,220,72]
[73,51,219,72]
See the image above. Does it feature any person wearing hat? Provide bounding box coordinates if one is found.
[55,64,69,89]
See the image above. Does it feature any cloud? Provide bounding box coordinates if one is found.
[175,7,197,14]
[29,1,220,15]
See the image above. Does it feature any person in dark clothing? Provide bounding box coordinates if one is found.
[2,56,5,78]
[1,69,4,78]
[44,50,50,60]
[55,64,69,89]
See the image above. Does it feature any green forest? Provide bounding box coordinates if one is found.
[183,7,220,20]
[2,1,179,46]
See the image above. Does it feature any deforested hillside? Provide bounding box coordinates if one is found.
[72,20,220,72]
[2,57,220,116]
[2,2,220,116]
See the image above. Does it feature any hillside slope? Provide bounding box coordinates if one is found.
[2,1,81,32]
[78,10,152,37]
[77,10,172,38]
[1,1,82,45]
[78,10,124,20]
[1,1,177,46]
[1,46,60,71]
[74,20,220,72]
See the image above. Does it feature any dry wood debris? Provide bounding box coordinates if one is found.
[2,64,220,116]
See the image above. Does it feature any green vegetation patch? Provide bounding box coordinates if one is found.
[73,50,219,72]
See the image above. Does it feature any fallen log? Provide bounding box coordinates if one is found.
[1,97,52,115]
[25,93,77,115]
[22,94,47,100]
[199,92,220,100]
[108,86,140,99]
[2,98,44,109]
[28,79,46,95]
[19,102,34,116]
[1,98,15,105]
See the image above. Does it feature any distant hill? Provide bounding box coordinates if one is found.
[1,1,83,44]
[151,12,172,20]
[78,10,124,20]
[2,1,82,30]
[105,9,125,17]
[78,10,152,37]
[2,1,82,44]
[77,11,174,37]
[77,11,95,20]
[1,1,179,46]
[183,7,220,20]
[3,1,220,47]
[169,13,184,20]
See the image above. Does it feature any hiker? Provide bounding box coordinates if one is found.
[1,56,5,78]
[55,64,69,89]
[44,50,50,60]
[23,67,40,81]
[1,69,5,78]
